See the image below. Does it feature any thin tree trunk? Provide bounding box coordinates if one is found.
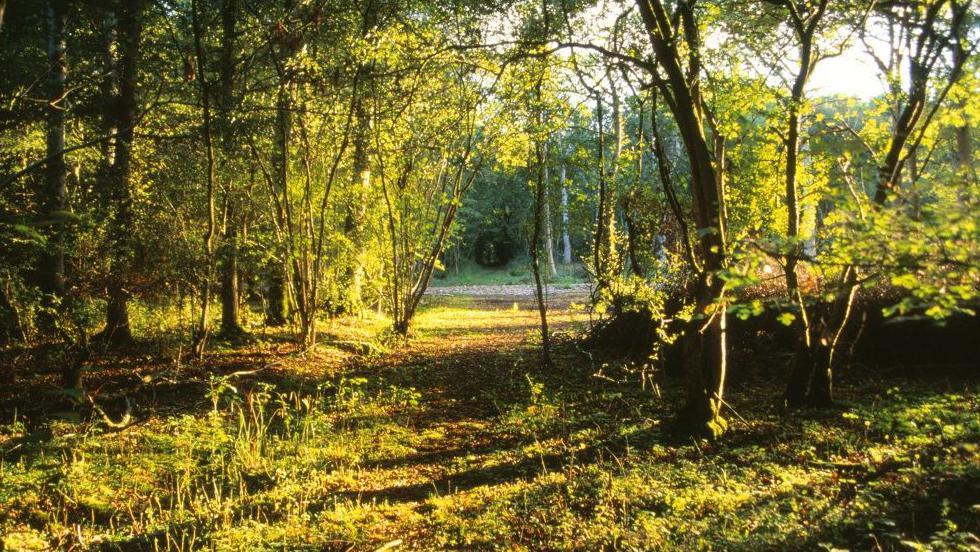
[593,93,608,290]
[623,192,644,277]
[953,45,975,185]
[271,78,294,329]
[44,0,76,387]
[542,140,557,277]
[560,159,572,265]
[595,78,623,292]
[191,0,217,357]
[98,7,116,166]
[531,144,550,363]
[343,101,371,314]
[623,93,646,278]
[778,4,824,407]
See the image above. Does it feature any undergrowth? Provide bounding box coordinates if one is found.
[1,297,977,551]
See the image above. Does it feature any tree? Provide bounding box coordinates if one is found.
[218,0,245,338]
[636,0,731,439]
[792,0,973,405]
[99,0,143,347]
[190,0,219,357]
[40,0,67,305]
[341,0,380,316]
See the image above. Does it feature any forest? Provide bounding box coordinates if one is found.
[0,0,978,549]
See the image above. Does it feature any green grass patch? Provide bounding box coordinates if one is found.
[431,258,588,287]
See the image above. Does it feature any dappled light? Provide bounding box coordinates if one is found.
[1,0,977,549]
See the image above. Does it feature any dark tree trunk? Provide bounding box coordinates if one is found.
[785,337,815,408]
[220,211,243,336]
[675,276,728,439]
[40,0,67,304]
[531,139,550,363]
[265,267,286,327]
[776,2,824,408]
[105,282,131,346]
[342,101,371,314]
[593,81,623,294]
[953,45,974,184]
[218,0,244,337]
[623,192,644,277]
[592,94,608,291]
[43,0,78,388]
[100,0,142,347]
[807,344,834,407]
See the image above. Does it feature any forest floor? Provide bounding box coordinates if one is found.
[1,290,978,551]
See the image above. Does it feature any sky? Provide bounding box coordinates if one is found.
[567,1,894,101]
[807,43,888,99]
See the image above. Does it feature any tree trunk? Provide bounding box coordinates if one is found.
[191,0,217,357]
[100,0,142,347]
[105,282,132,345]
[342,101,371,314]
[780,9,819,408]
[265,266,286,326]
[44,0,76,387]
[810,267,858,405]
[98,6,116,166]
[676,276,727,438]
[220,210,242,336]
[41,0,67,303]
[784,342,814,408]
[541,140,557,277]
[637,0,729,438]
[953,45,975,184]
[218,0,244,336]
[623,192,644,277]
[594,80,623,292]
[341,4,378,315]
[531,144,550,363]
[560,160,572,265]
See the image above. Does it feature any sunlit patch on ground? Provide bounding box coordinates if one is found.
[1,293,977,550]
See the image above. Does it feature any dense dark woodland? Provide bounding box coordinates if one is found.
[1,0,978,549]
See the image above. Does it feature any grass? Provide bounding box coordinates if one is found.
[1,295,978,550]
[430,258,589,287]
